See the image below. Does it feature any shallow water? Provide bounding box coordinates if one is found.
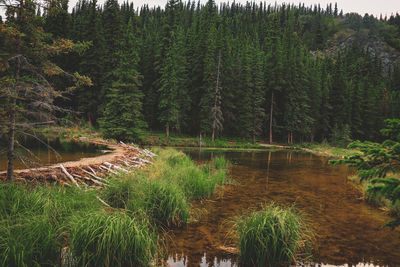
[0,137,107,171]
[166,149,400,267]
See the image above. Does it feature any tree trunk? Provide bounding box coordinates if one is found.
[7,98,16,182]
[199,132,202,148]
[7,54,20,182]
[166,123,169,138]
[269,91,274,144]
[211,50,222,143]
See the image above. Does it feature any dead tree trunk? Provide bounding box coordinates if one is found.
[212,51,222,142]
[269,91,274,144]
[6,56,20,182]
[166,122,170,138]
[6,99,16,182]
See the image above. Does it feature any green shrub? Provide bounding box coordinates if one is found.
[236,203,310,267]
[70,210,157,267]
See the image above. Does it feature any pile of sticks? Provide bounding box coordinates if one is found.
[0,141,156,187]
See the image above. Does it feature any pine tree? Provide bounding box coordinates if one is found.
[158,27,189,137]
[250,46,266,143]
[99,19,146,141]
[199,20,218,135]
[71,0,106,124]
[0,0,91,182]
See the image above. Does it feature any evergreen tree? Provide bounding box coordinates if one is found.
[158,27,189,137]
[99,20,146,141]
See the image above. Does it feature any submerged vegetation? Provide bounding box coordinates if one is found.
[0,148,229,266]
[234,203,312,267]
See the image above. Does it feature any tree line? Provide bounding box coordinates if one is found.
[2,0,400,144]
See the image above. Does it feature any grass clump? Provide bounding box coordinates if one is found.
[70,210,157,267]
[101,149,229,226]
[235,203,311,267]
[212,155,230,170]
[0,184,101,266]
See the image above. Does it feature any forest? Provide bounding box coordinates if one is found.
[2,0,400,145]
[2,1,400,266]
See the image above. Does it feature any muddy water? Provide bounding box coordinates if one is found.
[166,149,400,267]
[0,137,107,171]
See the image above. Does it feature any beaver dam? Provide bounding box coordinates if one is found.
[0,136,155,186]
[166,149,400,267]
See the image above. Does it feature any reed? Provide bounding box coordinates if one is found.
[212,155,230,170]
[235,203,310,267]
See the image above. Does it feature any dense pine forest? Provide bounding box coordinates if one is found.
[2,0,400,144]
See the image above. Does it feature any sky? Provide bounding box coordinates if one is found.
[0,0,399,19]
[67,0,400,18]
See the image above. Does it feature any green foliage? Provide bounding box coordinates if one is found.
[235,203,311,267]
[332,119,400,227]
[99,19,146,142]
[70,210,157,267]
[330,124,352,148]
[4,0,396,143]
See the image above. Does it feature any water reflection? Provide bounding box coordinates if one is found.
[166,149,400,267]
[0,136,107,171]
[167,253,237,267]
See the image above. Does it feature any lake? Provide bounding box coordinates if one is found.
[166,149,400,267]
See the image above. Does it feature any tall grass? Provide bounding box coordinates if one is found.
[235,203,311,267]
[0,148,230,266]
[0,213,61,266]
[101,149,229,226]
[0,184,101,266]
[154,149,229,199]
[70,210,157,267]
[212,155,230,170]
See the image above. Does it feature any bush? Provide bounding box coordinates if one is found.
[236,203,310,266]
